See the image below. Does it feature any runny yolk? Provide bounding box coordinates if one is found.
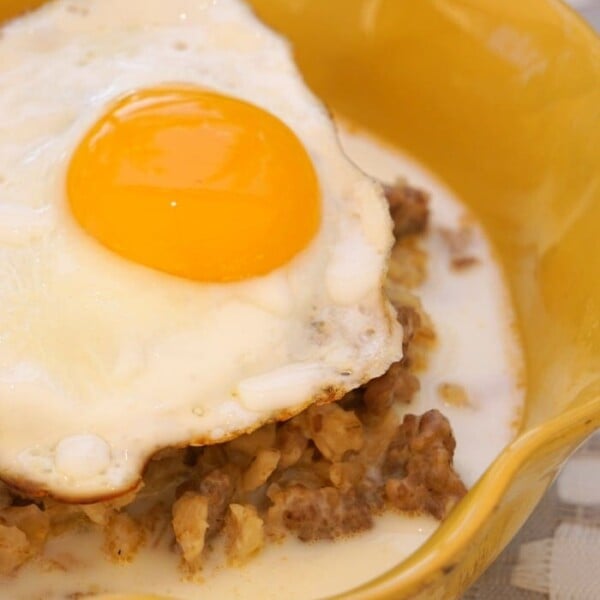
[67,87,320,282]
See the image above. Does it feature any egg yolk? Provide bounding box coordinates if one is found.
[67,87,320,282]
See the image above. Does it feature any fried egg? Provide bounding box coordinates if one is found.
[0,0,402,501]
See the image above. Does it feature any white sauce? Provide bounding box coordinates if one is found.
[1,130,523,599]
[339,129,524,488]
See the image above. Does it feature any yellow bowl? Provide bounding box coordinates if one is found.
[2,1,599,598]
[246,3,600,597]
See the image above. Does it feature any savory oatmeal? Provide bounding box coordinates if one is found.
[1,181,467,577]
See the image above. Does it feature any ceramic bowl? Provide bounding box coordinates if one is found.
[2,1,599,598]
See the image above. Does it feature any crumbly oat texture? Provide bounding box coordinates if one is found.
[0,181,466,576]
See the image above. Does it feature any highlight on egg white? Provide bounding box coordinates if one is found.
[0,0,402,500]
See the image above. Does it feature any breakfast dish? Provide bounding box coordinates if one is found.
[0,0,524,598]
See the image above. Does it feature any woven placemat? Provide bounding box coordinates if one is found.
[463,432,600,600]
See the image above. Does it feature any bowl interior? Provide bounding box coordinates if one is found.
[249,0,600,428]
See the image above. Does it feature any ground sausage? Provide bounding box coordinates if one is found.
[383,410,467,519]
[383,181,430,238]
[267,484,373,542]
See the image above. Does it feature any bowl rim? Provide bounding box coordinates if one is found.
[331,396,600,599]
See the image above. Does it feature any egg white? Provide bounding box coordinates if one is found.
[0,0,402,500]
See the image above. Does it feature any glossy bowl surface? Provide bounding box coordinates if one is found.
[2,1,599,598]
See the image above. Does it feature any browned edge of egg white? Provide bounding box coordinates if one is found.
[0,377,392,504]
